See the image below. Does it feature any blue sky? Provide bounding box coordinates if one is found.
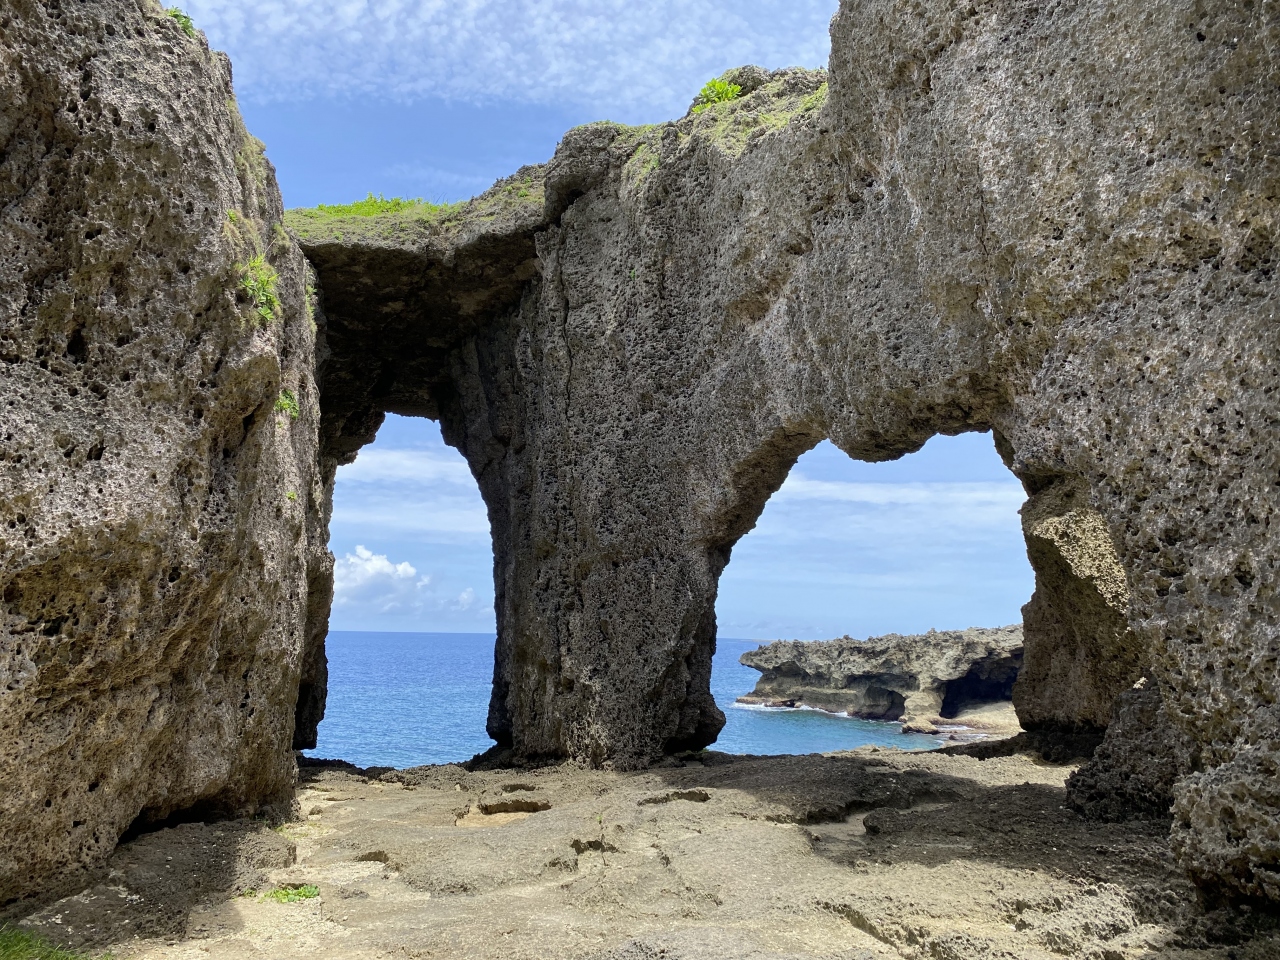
[327,417,1033,639]
[187,0,839,207]
[183,1,1036,638]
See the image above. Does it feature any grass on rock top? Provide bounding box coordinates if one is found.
[284,70,826,245]
[284,174,544,247]
[313,193,452,218]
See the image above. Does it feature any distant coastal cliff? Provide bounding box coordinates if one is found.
[739,626,1024,736]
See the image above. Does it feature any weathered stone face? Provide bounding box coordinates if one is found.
[295,0,1279,901]
[0,1,327,905]
[3,0,1278,912]
[1016,476,1144,734]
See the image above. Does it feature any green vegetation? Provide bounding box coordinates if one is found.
[285,491,298,502]
[226,210,239,223]
[239,255,280,324]
[165,7,195,37]
[285,170,543,247]
[264,884,319,904]
[800,82,828,113]
[272,222,290,252]
[275,388,300,420]
[0,927,107,960]
[692,78,742,113]
[313,193,446,218]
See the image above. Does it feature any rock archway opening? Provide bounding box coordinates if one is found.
[301,413,499,768]
[712,432,1035,751]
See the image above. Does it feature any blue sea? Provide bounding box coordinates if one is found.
[305,632,944,768]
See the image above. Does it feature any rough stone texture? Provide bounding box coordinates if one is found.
[1015,475,1146,735]
[0,0,326,906]
[3,0,1279,912]
[19,753,1280,960]
[738,626,1023,734]
[1068,676,1197,823]
[293,0,1280,902]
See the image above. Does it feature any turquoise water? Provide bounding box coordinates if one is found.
[305,632,943,769]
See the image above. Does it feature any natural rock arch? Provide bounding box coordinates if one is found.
[2,0,1277,913]
[288,1,1280,902]
[291,85,1151,773]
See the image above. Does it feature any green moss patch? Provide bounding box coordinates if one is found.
[274,388,300,420]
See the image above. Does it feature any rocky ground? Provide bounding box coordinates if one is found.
[11,749,1280,960]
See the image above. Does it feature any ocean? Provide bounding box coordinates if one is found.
[304,632,944,769]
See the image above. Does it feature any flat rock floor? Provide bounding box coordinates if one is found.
[14,749,1280,959]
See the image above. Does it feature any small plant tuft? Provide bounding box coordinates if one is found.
[239,255,280,324]
[0,926,107,959]
[264,884,319,903]
[275,389,300,420]
[165,7,195,38]
[692,78,742,113]
[285,491,298,502]
[226,209,239,223]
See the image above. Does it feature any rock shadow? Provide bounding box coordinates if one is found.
[9,819,296,954]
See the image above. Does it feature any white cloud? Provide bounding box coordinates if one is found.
[777,475,1026,508]
[334,544,416,590]
[332,545,486,618]
[185,1,836,113]
[339,448,476,487]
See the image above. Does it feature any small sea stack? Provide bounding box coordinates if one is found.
[739,626,1024,736]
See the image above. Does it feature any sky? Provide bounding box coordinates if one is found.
[186,0,838,206]
[327,416,1034,639]
[182,1,1037,638]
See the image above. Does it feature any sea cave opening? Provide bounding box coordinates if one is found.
[712,431,1035,754]
[305,413,499,768]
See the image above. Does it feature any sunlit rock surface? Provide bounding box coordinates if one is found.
[0,2,328,905]
[2,0,1278,908]
[739,626,1023,734]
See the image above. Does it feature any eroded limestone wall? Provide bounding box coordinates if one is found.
[1015,476,1145,735]
[426,0,1280,901]
[0,0,327,905]
[4,0,1278,912]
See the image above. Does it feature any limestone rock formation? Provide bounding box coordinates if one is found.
[739,626,1023,734]
[1015,475,1145,737]
[1066,676,1196,823]
[290,0,1280,901]
[3,0,1279,910]
[0,2,328,905]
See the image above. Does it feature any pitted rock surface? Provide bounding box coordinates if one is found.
[293,0,1280,901]
[0,1,329,905]
[738,626,1023,734]
[1,0,1278,910]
